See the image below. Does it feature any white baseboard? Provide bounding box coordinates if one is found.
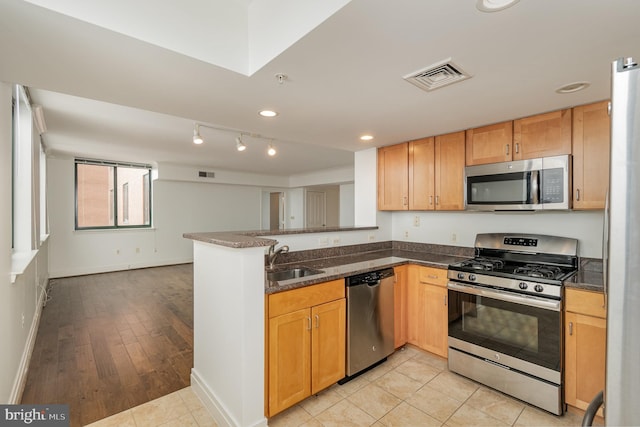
[9,286,46,404]
[48,257,193,278]
[190,370,268,427]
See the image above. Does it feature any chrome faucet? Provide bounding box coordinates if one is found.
[267,244,289,270]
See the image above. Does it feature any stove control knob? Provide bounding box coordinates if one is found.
[457,272,465,280]
[518,282,528,290]
[469,274,476,281]
[534,284,544,293]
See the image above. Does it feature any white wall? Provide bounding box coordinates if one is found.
[340,183,354,227]
[1,81,49,403]
[392,210,604,258]
[47,156,264,277]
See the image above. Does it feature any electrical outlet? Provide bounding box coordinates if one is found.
[414,215,420,227]
[404,230,409,238]
[332,237,341,245]
[116,249,120,255]
[21,313,25,328]
[368,234,375,242]
[318,237,329,246]
[135,247,140,253]
[451,233,458,243]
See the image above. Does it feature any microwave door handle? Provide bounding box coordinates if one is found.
[530,170,540,204]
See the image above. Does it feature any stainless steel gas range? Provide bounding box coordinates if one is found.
[447,233,578,415]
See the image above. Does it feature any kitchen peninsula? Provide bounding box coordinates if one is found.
[185,228,603,426]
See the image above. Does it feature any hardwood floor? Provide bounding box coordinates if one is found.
[20,264,194,427]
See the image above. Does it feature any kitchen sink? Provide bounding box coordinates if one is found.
[266,267,323,282]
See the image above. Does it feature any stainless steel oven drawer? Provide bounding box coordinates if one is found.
[448,347,562,415]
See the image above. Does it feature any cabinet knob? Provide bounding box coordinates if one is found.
[315,314,319,329]
[505,144,510,156]
[429,195,433,205]
[515,143,519,154]
[576,189,581,201]
[569,321,574,336]
[435,195,439,205]
[403,196,408,206]
[307,317,312,331]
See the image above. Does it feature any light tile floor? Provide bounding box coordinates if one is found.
[87,346,603,427]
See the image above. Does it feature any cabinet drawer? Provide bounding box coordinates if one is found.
[565,288,606,318]
[268,279,345,318]
[416,266,447,287]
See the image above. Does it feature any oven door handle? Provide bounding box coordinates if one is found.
[447,282,561,312]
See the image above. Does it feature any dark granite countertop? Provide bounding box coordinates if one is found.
[567,258,604,292]
[265,245,605,294]
[183,226,378,248]
[265,248,468,294]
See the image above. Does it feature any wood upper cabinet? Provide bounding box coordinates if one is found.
[564,288,607,416]
[409,138,435,210]
[465,121,513,166]
[435,131,466,211]
[378,133,464,211]
[406,265,448,358]
[266,279,345,417]
[572,101,611,210]
[513,108,572,160]
[393,265,408,348]
[378,143,409,210]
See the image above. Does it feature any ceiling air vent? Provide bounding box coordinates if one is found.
[403,59,471,92]
[198,171,215,178]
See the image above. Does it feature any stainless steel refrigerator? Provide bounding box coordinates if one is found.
[605,56,640,425]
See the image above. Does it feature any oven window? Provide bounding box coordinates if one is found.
[463,303,538,352]
[467,172,531,204]
[448,290,560,371]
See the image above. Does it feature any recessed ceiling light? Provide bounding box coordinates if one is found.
[476,0,520,12]
[360,135,374,141]
[259,110,278,118]
[555,81,591,94]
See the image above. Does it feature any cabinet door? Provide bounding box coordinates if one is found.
[409,137,435,210]
[435,131,466,210]
[572,101,611,210]
[393,265,408,348]
[564,311,606,415]
[513,109,572,160]
[268,308,311,416]
[421,284,448,358]
[465,121,513,165]
[311,299,346,394]
[378,143,409,210]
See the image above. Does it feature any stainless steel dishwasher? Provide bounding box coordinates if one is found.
[342,268,395,380]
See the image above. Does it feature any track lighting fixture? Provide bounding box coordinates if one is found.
[191,122,281,158]
[235,135,247,151]
[193,124,203,145]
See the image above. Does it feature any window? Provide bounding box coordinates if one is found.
[75,159,152,229]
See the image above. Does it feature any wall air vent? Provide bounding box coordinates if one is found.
[403,59,471,92]
[198,171,215,178]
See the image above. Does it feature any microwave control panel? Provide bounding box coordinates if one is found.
[541,168,565,203]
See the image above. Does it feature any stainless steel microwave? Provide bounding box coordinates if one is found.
[465,155,571,211]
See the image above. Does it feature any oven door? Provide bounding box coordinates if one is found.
[447,281,561,383]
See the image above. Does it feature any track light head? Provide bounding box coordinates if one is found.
[267,143,277,157]
[236,135,247,152]
[193,124,203,145]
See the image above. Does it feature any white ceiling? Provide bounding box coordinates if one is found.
[1,0,639,176]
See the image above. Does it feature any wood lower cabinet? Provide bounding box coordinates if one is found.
[393,265,408,348]
[266,280,345,417]
[564,288,607,416]
[407,265,448,357]
[572,100,611,210]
